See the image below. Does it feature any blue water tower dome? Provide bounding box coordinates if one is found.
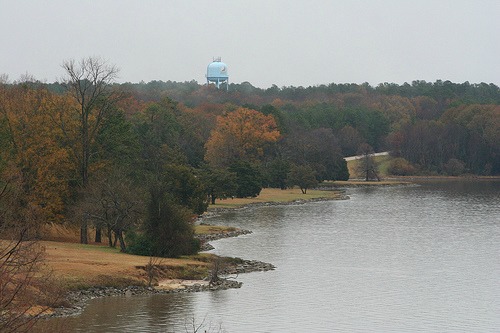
[206,57,229,91]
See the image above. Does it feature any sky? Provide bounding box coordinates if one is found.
[0,0,498,88]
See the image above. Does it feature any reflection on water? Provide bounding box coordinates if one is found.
[48,180,500,332]
[51,293,208,332]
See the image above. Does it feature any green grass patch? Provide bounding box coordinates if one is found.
[347,155,393,179]
[374,155,392,176]
[46,241,124,254]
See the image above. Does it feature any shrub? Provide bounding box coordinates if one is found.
[125,231,152,256]
[287,164,318,194]
[443,158,465,176]
[127,187,200,258]
[388,157,416,176]
[229,161,262,198]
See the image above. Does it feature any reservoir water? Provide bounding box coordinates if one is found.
[55,180,499,332]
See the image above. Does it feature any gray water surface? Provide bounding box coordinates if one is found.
[57,180,500,332]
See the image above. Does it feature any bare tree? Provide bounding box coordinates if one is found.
[0,181,61,333]
[183,316,225,333]
[145,256,164,288]
[0,230,45,333]
[208,258,223,287]
[0,74,9,84]
[357,143,380,181]
[61,57,119,243]
[208,257,238,288]
[73,170,143,252]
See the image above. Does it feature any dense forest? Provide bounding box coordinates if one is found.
[1,58,499,258]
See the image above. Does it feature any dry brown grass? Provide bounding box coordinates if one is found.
[329,180,411,186]
[209,187,342,209]
[41,241,211,290]
[194,225,238,235]
[36,221,224,290]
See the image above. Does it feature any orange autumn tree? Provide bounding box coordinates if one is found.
[205,107,280,168]
[0,84,77,223]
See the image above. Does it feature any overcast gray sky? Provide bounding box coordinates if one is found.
[1,0,498,88]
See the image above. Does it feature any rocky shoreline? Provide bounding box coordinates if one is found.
[315,181,413,189]
[48,257,274,318]
[47,229,275,319]
[203,193,350,217]
[49,279,242,318]
[195,226,253,251]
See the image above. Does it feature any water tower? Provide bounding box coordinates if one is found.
[206,57,229,90]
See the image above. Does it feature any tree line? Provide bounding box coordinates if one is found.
[1,57,499,259]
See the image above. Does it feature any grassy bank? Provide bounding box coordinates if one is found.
[324,180,412,187]
[42,241,212,291]
[208,187,343,209]
[347,154,393,179]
